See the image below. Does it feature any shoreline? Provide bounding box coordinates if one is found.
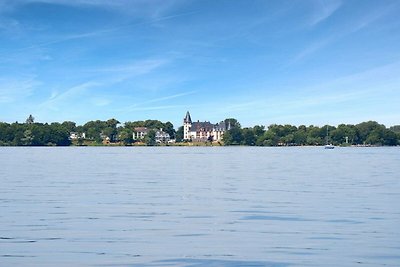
[0,143,397,148]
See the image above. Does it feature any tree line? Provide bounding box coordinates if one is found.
[222,120,400,146]
[0,117,71,146]
[0,115,176,146]
[0,115,399,146]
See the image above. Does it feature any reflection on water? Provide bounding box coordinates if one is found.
[0,147,399,267]
[128,258,290,267]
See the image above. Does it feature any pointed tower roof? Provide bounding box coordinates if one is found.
[184,111,192,123]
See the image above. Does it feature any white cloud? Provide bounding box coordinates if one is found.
[0,0,186,19]
[85,58,170,86]
[0,77,39,103]
[90,97,110,107]
[123,104,185,112]
[287,36,334,66]
[220,60,400,126]
[349,4,394,33]
[120,91,196,113]
[0,17,20,32]
[308,0,342,26]
[142,91,197,104]
[282,61,400,110]
[39,81,99,111]
[288,2,395,65]
[89,59,168,76]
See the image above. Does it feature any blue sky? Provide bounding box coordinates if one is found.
[0,0,399,128]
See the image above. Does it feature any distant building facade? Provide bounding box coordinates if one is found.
[155,129,170,143]
[133,127,149,140]
[133,127,171,143]
[183,111,228,142]
[69,132,86,140]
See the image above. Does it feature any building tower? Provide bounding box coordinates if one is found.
[183,111,192,140]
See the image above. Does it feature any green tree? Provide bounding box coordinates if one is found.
[105,119,120,141]
[51,123,71,146]
[261,130,278,146]
[21,129,34,145]
[163,121,175,139]
[242,128,256,146]
[83,120,108,142]
[143,120,164,129]
[356,121,384,144]
[87,127,102,143]
[175,126,184,142]
[145,129,156,146]
[382,129,398,146]
[119,129,133,145]
[223,127,243,145]
[306,126,323,145]
[389,125,400,133]
[294,125,307,145]
[281,133,295,145]
[225,118,241,129]
[61,121,76,132]
[13,130,24,146]
[253,125,265,137]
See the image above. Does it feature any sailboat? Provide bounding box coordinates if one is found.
[324,125,334,149]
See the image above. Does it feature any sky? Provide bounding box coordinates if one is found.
[0,0,399,128]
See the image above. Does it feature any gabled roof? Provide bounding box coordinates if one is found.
[134,127,148,133]
[214,121,227,131]
[184,111,192,123]
[191,121,214,132]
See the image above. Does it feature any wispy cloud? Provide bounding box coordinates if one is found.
[308,0,342,26]
[287,4,395,66]
[0,0,196,54]
[87,58,171,87]
[0,17,20,33]
[0,0,161,15]
[21,0,186,18]
[122,104,185,112]
[349,4,395,33]
[224,60,400,126]
[88,59,168,77]
[311,60,400,92]
[120,91,197,113]
[37,57,173,112]
[284,60,400,108]
[220,101,261,113]
[39,81,99,111]
[286,36,334,66]
[144,91,197,104]
[0,77,39,103]
[90,97,111,107]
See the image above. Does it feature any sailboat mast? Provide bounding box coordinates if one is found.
[326,125,329,145]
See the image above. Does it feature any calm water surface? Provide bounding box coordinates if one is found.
[0,147,399,266]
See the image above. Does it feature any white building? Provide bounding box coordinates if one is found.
[133,127,171,143]
[133,127,149,140]
[155,129,170,143]
[69,132,86,140]
[183,111,228,142]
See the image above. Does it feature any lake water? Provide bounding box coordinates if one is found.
[0,147,399,267]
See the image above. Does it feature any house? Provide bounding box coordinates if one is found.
[102,136,111,145]
[133,127,149,140]
[183,111,228,142]
[133,127,171,143]
[69,132,86,140]
[155,129,170,143]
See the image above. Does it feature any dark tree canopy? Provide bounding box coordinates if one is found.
[0,117,398,146]
[222,120,399,147]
